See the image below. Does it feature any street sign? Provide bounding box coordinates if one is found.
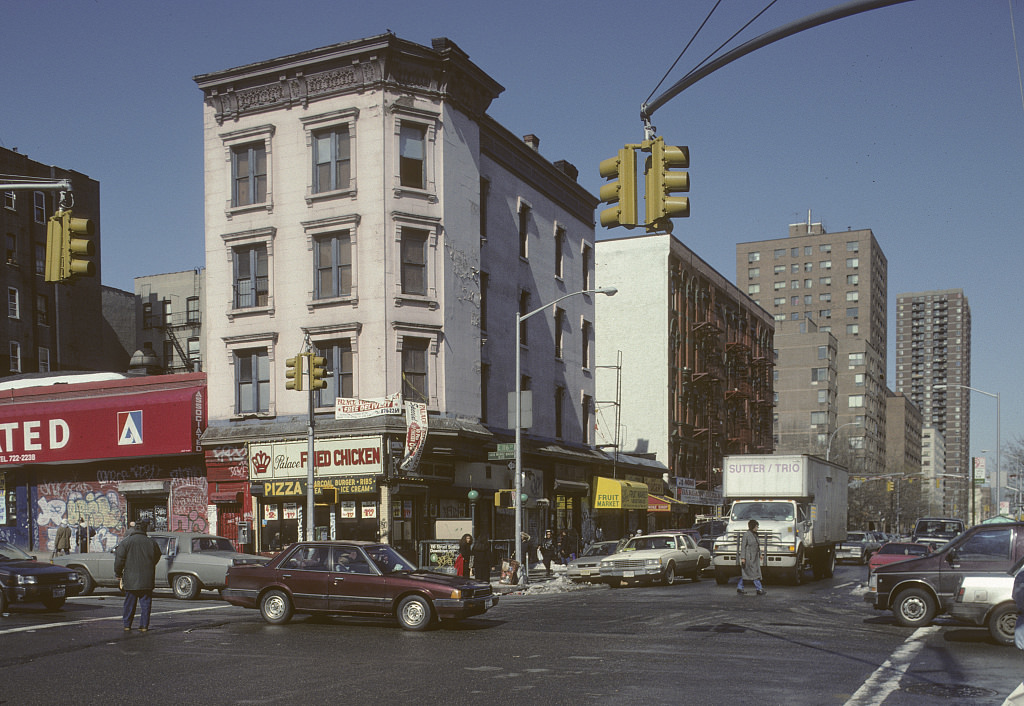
[497,443,515,453]
[488,451,515,460]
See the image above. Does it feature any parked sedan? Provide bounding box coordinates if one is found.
[0,542,81,612]
[836,531,883,565]
[224,541,497,630]
[949,561,1023,645]
[54,531,267,599]
[599,532,709,587]
[565,541,621,582]
[867,542,932,574]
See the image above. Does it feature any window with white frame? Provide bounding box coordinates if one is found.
[313,126,351,194]
[7,287,18,319]
[581,320,592,369]
[848,394,865,408]
[232,142,267,207]
[314,338,354,408]
[187,338,201,370]
[849,352,865,366]
[38,347,50,373]
[235,347,270,414]
[186,296,200,324]
[233,244,268,309]
[315,230,352,299]
[401,336,430,404]
[9,342,20,373]
[554,225,565,279]
[846,291,859,302]
[582,244,592,289]
[518,200,531,259]
[399,121,427,189]
[3,192,14,210]
[400,227,428,296]
[33,192,45,224]
[810,411,827,425]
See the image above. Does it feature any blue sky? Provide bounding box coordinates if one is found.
[2,0,1022,466]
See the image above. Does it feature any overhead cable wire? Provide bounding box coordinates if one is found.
[645,0,724,105]
[1010,0,1024,124]
[678,0,781,86]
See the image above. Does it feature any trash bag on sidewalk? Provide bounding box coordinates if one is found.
[500,560,519,584]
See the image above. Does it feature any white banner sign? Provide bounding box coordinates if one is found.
[399,402,428,473]
[335,393,403,419]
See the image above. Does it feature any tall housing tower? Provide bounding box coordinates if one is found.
[894,289,971,517]
[736,220,888,478]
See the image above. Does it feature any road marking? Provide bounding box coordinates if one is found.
[0,604,227,636]
[844,626,940,705]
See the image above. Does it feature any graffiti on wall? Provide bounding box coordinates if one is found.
[169,476,209,533]
[35,481,125,552]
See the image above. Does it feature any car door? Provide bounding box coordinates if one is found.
[328,545,388,615]
[676,534,698,573]
[152,535,172,587]
[277,545,330,611]
[939,527,1015,606]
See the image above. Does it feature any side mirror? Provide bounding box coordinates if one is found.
[946,549,958,563]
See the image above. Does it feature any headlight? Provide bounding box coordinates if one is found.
[450,589,463,600]
[67,572,80,582]
[16,574,38,585]
[600,560,612,568]
[645,558,662,567]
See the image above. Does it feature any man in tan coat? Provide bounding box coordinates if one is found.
[737,519,766,596]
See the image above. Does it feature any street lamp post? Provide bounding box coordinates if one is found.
[515,287,617,586]
[937,384,1001,519]
[826,420,862,461]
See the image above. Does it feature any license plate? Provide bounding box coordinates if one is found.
[52,586,65,598]
[623,570,635,578]
[581,569,591,576]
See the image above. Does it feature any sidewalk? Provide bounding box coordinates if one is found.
[491,561,566,594]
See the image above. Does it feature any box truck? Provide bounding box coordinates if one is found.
[713,454,847,585]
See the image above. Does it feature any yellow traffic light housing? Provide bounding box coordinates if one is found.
[598,147,638,228]
[644,136,689,232]
[309,355,328,390]
[44,209,95,282]
[285,354,304,391]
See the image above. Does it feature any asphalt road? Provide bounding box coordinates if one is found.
[1,564,1021,705]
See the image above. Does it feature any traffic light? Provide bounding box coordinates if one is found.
[644,136,690,232]
[308,355,328,390]
[44,209,95,282]
[495,490,515,508]
[598,147,638,228]
[887,481,894,492]
[285,354,304,391]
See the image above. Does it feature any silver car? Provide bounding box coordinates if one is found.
[55,531,267,600]
[949,559,1023,646]
[565,541,621,582]
[599,532,710,586]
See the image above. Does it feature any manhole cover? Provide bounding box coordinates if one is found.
[903,683,997,698]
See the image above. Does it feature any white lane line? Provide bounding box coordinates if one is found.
[0,604,228,636]
[845,625,940,706]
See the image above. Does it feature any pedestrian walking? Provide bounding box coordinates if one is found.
[540,529,557,576]
[54,521,72,557]
[114,520,162,632]
[76,518,94,553]
[471,534,493,584]
[456,533,472,577]
[737,519,766,596]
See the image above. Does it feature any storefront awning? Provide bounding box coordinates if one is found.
[554,479,590,496]
[593,477,648,510]
[648,494,686,513]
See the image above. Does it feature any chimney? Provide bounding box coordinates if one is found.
[523,134,540,151]
[553,160,579,182]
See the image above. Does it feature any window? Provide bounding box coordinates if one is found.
[846,291,859,302]
[854,373,865,386]
[187,337,201,370]
[791,264,800,274]
[33,192,45,224]
[818,390,828,404]
[849,352,865,366]
[142,302,154,328]
[748,284,760,295]
[847,307,859,318]
[819,309,831,319]
[235,348,269,414]
[817,346,828,360]
[804,262,813,272]
[820,260,832,270]
[554,308,565,359]
[479,178,489,239]
[315,339,354,408]
[791,280,800,289]
[186,296,200,324]
[5,233,15,264]
[9,342,20,373]
[581,320,592,369]
[162,300,172,326]
[804,279,812,289]
[399,122,426,189]
[554,226,565,278]
[811,368,828,382]
[554,386,565,439]
[518,201,530,259]
[774,281,786,290]
[38,347,50,373]
[3,192,14,210]
[748,267,759,279]
[774,265,785,275]
[582,394,593,444]
[790,296,800,306]
[846,240,859,252]
[848,394,865,408]
[400,228,428,296]
[312,126,351,193]
[773,297,784,306]
[819,244,832,253]
[846,257,859,268]
[519,291,530,345]
[748,251,760,263]
[163,340,175,369]
[316,231,352,299]
[804,295,812,305]
[34,244,45,276]
[232,143,267,207]
[847,324,859,335]
[401,337,429,404]
[234,245,268,309]
[35,294,48,326]
[791,247,799,257]
[7,288,18,319]
[810,411,827,425]
[582,245,592,289]
[773,248,786,258]
[847,274,859,285]
[819,276,831,286]
[819,293,832,302]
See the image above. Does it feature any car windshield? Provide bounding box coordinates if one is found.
[731,502,794,522]
[0,542,32,561]
[364,544,416,574]
[915,520,964,538]
[582,542,618,557]
[192,537,235,552]
[624,536,676,551]
[846,533,866,542]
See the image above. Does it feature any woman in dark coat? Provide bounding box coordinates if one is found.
[457,533,473,577]
[471,535,493,583]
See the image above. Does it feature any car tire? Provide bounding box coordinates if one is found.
[663,563,676,585]
[893,587,936,628]
[69,566,95,595]
[259,589,293,625]
[0,588,7,613]
[396,595,434,631]
[42,597,65,611]
[989,603,1017,646]
[172,574,201,600]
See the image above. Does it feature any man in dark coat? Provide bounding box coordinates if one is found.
[114,520,162,631]
[737,519,765,596]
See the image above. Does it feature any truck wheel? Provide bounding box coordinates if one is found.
[823,548,836,578]
[989,604,1017,646]
[715,568,729,586]
[893,588,936,628]
[789,551,804,585]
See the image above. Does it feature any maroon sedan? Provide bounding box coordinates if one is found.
[867,542,932,574]
[223,541,498,631]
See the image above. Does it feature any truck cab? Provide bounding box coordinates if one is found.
[713,499,825,585]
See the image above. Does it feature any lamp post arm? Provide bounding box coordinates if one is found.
[520,288,617,323]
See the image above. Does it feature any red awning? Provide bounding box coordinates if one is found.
[648,494,671,513]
